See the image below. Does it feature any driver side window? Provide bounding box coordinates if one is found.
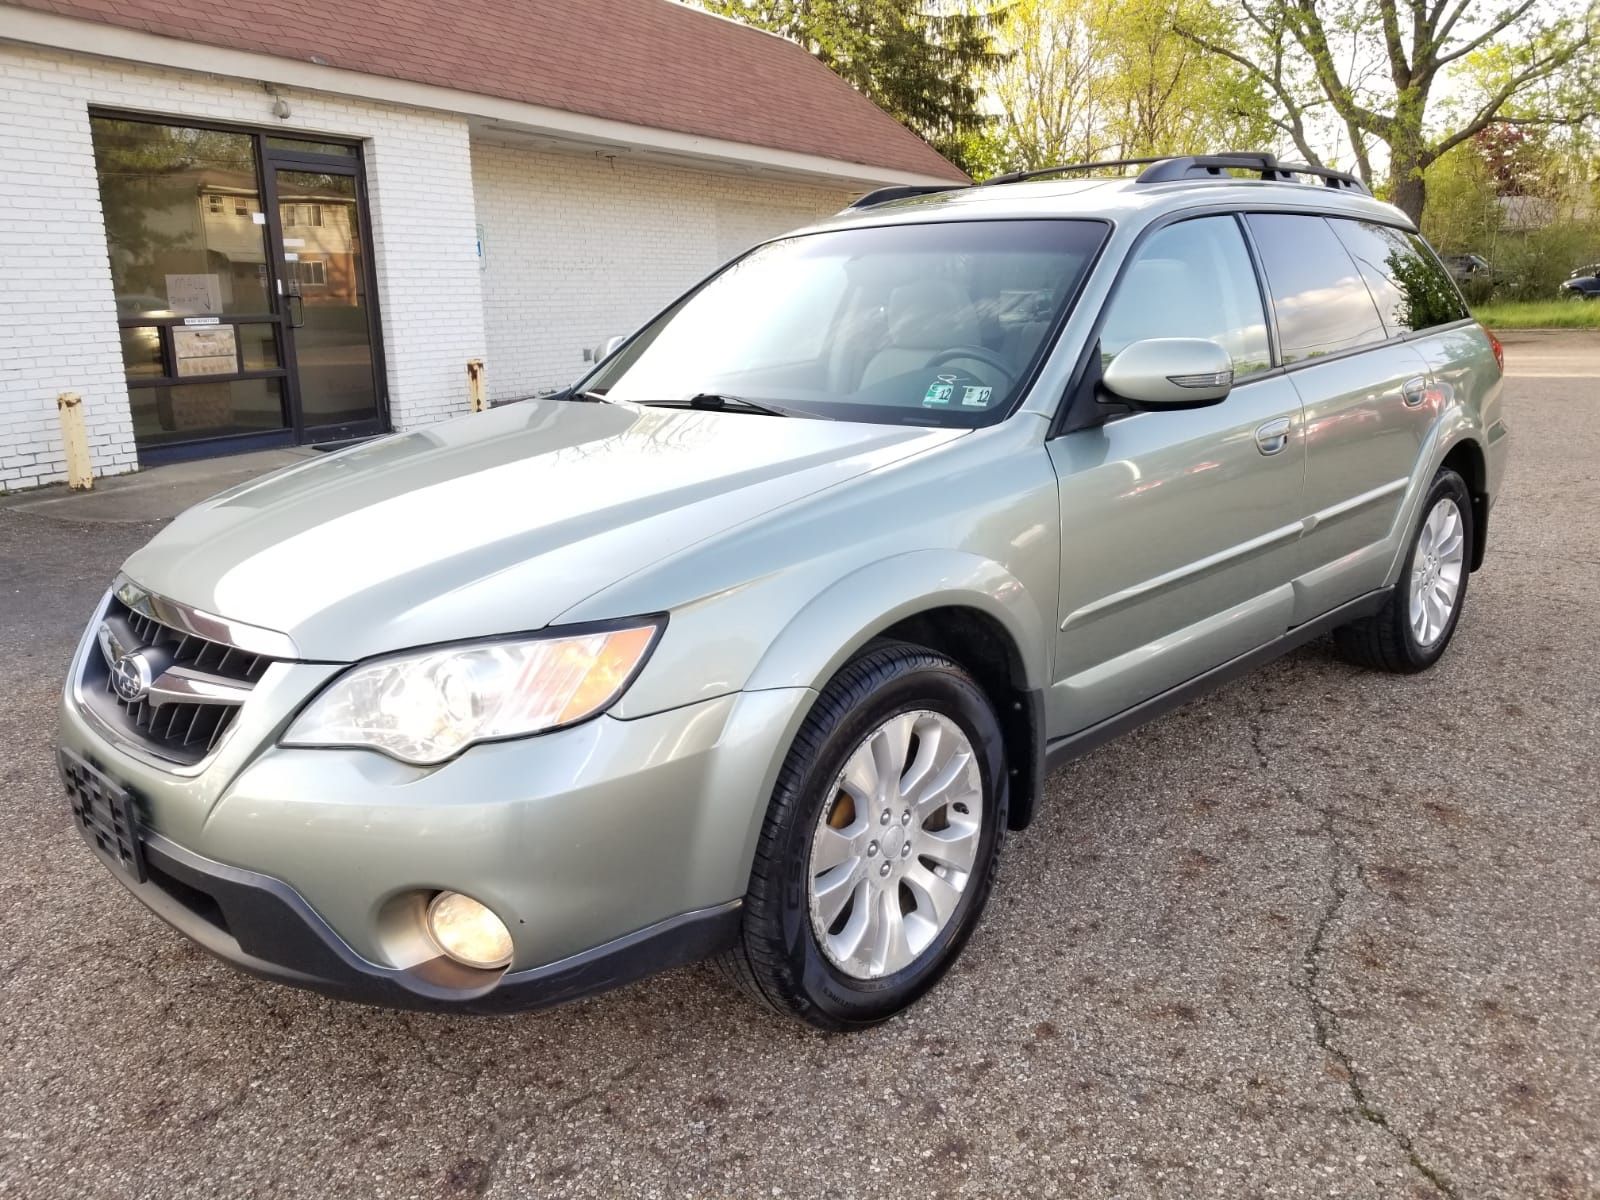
[1101,216,1271,381]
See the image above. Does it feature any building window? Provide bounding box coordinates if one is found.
[297,259,327,287]
[235,198,249,217]
[207,195,223,215]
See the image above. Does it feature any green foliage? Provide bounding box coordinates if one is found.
[699,1,1006,172]
[1423,128,1600,301]
[983,0,1276,174]
[1473,299,1600,328]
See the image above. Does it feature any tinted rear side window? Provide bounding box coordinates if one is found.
[1245,214,1388,363]
[1330,219,1469,333]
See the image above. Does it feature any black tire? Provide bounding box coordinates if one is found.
[1332,467,1474,673]
[718,641,1008,1031]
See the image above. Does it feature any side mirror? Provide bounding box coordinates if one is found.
[589,334,627,363]
[1102,337,1233,408]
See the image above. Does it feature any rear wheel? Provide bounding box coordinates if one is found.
[1333,467,1473,673]
[719,642,1006,1030]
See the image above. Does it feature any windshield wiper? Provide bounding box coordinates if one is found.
[642,393,797,418]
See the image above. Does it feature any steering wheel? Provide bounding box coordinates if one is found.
[926,346,1017,386]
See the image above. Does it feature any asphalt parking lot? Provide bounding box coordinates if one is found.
[2,331,1595,1199]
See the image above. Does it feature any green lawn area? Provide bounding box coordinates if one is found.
[1471,299,1600,329]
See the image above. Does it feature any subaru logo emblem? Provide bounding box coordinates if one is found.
[111,651,153,703]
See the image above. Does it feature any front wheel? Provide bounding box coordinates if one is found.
[1333,467,1473,673]
[718,642,1007,1030]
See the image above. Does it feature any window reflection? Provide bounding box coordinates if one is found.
[90,117,272,318]
[1247,215,1388,362]
[1330,219,1469,335]
[1100,216,1272,379]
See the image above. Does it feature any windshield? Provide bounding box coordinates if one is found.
[585,219,1107,426]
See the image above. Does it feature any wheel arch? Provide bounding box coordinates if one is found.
[1439,435,1489,571]
[746,551,1050,831]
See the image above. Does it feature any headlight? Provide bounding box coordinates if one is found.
[281,621,661,764]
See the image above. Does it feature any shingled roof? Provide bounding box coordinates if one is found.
[8,0,968,181]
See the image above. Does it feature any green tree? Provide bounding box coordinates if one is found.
[699,1,1006,173]
[988,0,1275,172]
[1177,0,1600,223]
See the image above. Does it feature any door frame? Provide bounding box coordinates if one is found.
[262,144,391,445]
[90,108,390,463]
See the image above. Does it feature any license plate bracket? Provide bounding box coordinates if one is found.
[60,750,147,884]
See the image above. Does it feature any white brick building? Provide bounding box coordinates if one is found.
[0,1,963,491]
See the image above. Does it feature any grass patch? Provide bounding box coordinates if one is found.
[1471,299,1600,329]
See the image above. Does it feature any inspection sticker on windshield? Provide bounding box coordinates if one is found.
[961,386,993,407]
[923,381,955,407]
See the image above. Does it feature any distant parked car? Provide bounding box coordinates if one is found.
[1442,254,1494,302]
[1559,264,1600,301]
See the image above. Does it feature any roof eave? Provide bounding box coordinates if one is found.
[1,7,967,188]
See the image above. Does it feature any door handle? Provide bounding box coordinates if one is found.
[1401,376,1429,407]
[1254,417,1292,456]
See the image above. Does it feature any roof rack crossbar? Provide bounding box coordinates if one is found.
[848,184,966,209]
[1136,152,1370,193]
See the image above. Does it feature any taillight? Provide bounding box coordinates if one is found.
[1482,324,1504,374]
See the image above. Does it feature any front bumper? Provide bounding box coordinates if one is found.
[62,779,740,1012]
[59,632,817,1009]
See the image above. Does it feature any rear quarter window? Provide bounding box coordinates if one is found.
[1245,213,1388,363]
[1330,219,1469,334]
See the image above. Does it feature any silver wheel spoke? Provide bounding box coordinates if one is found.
[808,709,985,981]
[910,750,976,818]
[872,888,913,976]
[904,862,963,926]
[812,861,861,928]
[828,879,873,962]
[839,745,878,805]
[812,824,860,874]
[895,716,944,799]
[868,714,915,800]
[917,821,980,873]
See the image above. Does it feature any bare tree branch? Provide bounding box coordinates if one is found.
[1430,0,1539,71]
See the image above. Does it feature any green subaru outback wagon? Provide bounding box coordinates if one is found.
[61,153,1508,1029]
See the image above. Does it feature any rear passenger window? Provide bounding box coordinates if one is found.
[1100,215,1271,379]
[1329,219,1469,333]
[1245,214,1388,362]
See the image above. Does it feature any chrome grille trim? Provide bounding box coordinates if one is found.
[113,575,300,661]
[76,582,288,770]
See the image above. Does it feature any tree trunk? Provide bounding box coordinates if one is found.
[1390,151,1426,225]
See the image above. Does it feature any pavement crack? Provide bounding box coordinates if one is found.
[1251,693,1461,1200]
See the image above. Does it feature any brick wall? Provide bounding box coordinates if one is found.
[0,43,486,491]
[469,140,851,400]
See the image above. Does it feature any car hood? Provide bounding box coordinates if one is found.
[122,400,961,661]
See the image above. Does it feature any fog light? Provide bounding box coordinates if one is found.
[425,892,513,969]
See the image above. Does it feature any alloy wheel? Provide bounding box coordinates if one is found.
[1409,496,1466,647]
[806,710,983,980]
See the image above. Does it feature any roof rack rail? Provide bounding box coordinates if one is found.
[983,157,1173,186]
[1136,152,1370,193]
[848,183,966,209]
[976,151,1370,195]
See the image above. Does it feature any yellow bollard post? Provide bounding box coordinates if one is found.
[56,392,94,491]
[467,359,487,413]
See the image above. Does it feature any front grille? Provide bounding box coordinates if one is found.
[79,594,278,767]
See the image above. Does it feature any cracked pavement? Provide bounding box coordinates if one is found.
[2,331,1596,1198]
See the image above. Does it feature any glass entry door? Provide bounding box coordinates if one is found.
[267,160,384,440]
[89,115,388,461]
